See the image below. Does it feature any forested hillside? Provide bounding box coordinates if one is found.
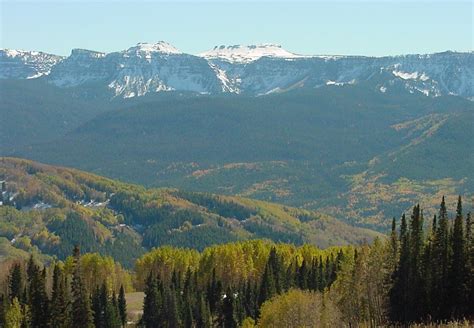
[0,158,378,268]
[5,82,472,230]
[0,196,472,327]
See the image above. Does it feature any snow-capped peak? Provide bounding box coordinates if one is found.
[126,42,182,55]
[70,48,106,58]
[1,48,45,58]
[0,48,64,79]
[199,44,305,63]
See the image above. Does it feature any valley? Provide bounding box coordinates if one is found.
[1,77,472,230]
[0,157,379,267]
[1,0,473,324]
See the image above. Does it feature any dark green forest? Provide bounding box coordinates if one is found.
[3,81,473,230]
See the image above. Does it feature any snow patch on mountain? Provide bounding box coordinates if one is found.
[393,70,430,81]
[1,44,473,100]
[208,62,240,93]
[124,42,182,58]
[199,44,306,63]
[0,49,63,79]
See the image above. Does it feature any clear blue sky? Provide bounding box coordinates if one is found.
[1,1,472,56]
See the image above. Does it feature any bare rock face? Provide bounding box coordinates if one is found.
[0,49,63,79]
[1,42,473,99]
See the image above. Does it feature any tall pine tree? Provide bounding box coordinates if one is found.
[448,196,467,318]
[71,246,93,328]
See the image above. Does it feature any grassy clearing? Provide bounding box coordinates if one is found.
[125,292,144,324]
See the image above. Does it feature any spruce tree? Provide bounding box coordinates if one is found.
[92,285,104,328]
[28,262,50,327]
[221,287,236,328]
[297,259,308,289]
[432,196,450,320]
[105,291,121,328]
[317,257,325,291]
[183,299,193,328]
[207,269,221,315]
[9,263,23,303]
[0,294,6,327]
[118,285,127,327]
[71,246,93,328]
[196,293,211,328]
[389,213,409,323]
[448,196,467,318]
[267,247,283,293]
[408,204,425,320]
[165,288,180,328]
[243,281,256,319]
[142,274,159,328]
[308,259,318,291]
[421,215,437,315]
[258,262,276,306]
[50,264,70,327]
[284,259,296,290]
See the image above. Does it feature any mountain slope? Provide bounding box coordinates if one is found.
[0,79,112,151]
[0,157,379,267]
[1,44,472,99]
[0,49,63,79]
[199,44,307,63]
[10,86,473,229]
[47,42,229,98]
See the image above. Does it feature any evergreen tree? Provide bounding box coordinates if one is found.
[92,285,105,328]
[308,259,318,291]
[28,262,50,327]
[0,294,6,327]
[408,204,425,320]
[233,287,245,325]
[243,281,256,319]
[104,291,121,328]
[207,269,221,315]
[221,287,236,328]
[432,196,450,320]
[183,298,193,328]
[258,262,276,307]
[71,246,93,328]
[118,285,127,327]
[9,263,23,303]
[142,274,159,328]
[284,259,296,290]
[196,293,211,328]
[448,196,467,318]
[389,213,409,323]
[421,215,437,316]
[164,288,180,328]
[317,257,325,291]
[267,247,283,293]
[297,259,308,290]
[50,264,70,328]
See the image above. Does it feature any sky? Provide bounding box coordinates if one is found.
[1,1,472,57]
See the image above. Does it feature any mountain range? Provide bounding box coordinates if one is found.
[1,42,473,232]
[1,42,473,99]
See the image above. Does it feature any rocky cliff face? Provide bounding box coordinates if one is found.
[0,49,63,79]
[2,43,473,99]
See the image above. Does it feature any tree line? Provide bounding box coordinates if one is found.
[389,196,473,322]
[0,196,472,327]
[0,247,127,328]
[138,196,473,327]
